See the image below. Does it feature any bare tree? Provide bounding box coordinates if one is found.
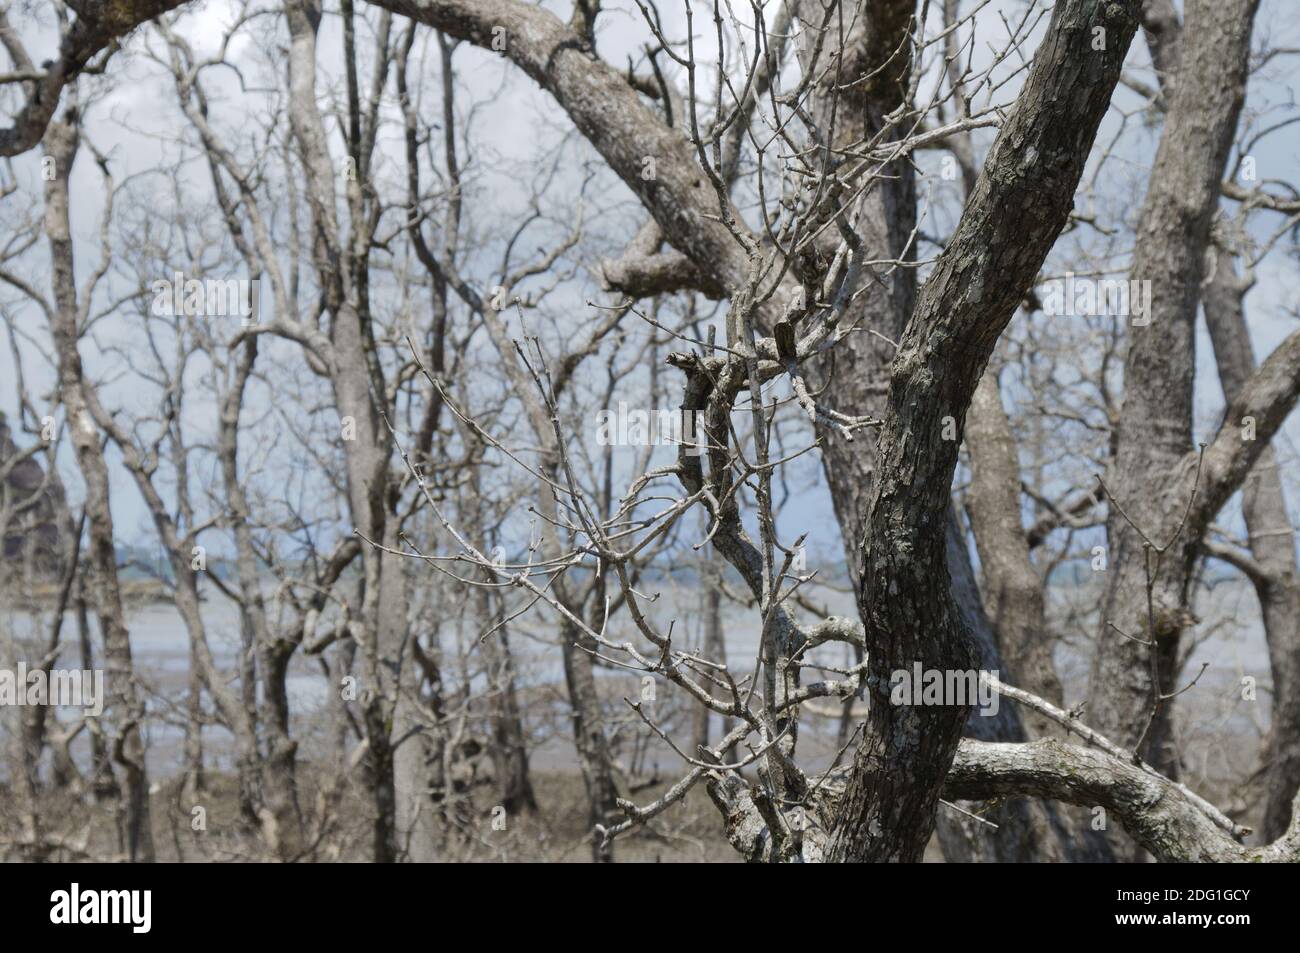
[5,0,1300,867]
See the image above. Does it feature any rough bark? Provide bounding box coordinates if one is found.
[0,1,186,156]
[937,514,1082,863]
[798,0,919,595]
[1,615,42,858]
[825,0,1142,862]
[1202,247,1300,840]
[376,0,755,293]
[1087,0,1260,775]
[945,739,1299,862]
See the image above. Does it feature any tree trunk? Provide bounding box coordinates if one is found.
[1087,0,1260,775]
[826,0,1142,861]
[966,369,1065,736]
[1202,246,1300,840]
[42,114,154,862]
[476,574,537,816]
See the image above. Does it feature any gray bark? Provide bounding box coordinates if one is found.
[42,113,155,862]
[0,1,182,156]
[966,370,1064,736]
[218,338,308,859]
[475,576,537,817]
[1087,0,1260,776]
[1202,247,1300,841]
[826,0,1143,862]
[283,0,407,861]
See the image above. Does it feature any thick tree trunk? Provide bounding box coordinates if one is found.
[1202,246,1300,840]
[964,372,1114,861]
[966,370,1065,735]
[799,0,918,593]
[826,0,1142,861]
[1087,0,1260,774]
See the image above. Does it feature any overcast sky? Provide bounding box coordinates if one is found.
[2,0,1298,572]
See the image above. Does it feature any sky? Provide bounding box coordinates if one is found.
[1,0,1298,576]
